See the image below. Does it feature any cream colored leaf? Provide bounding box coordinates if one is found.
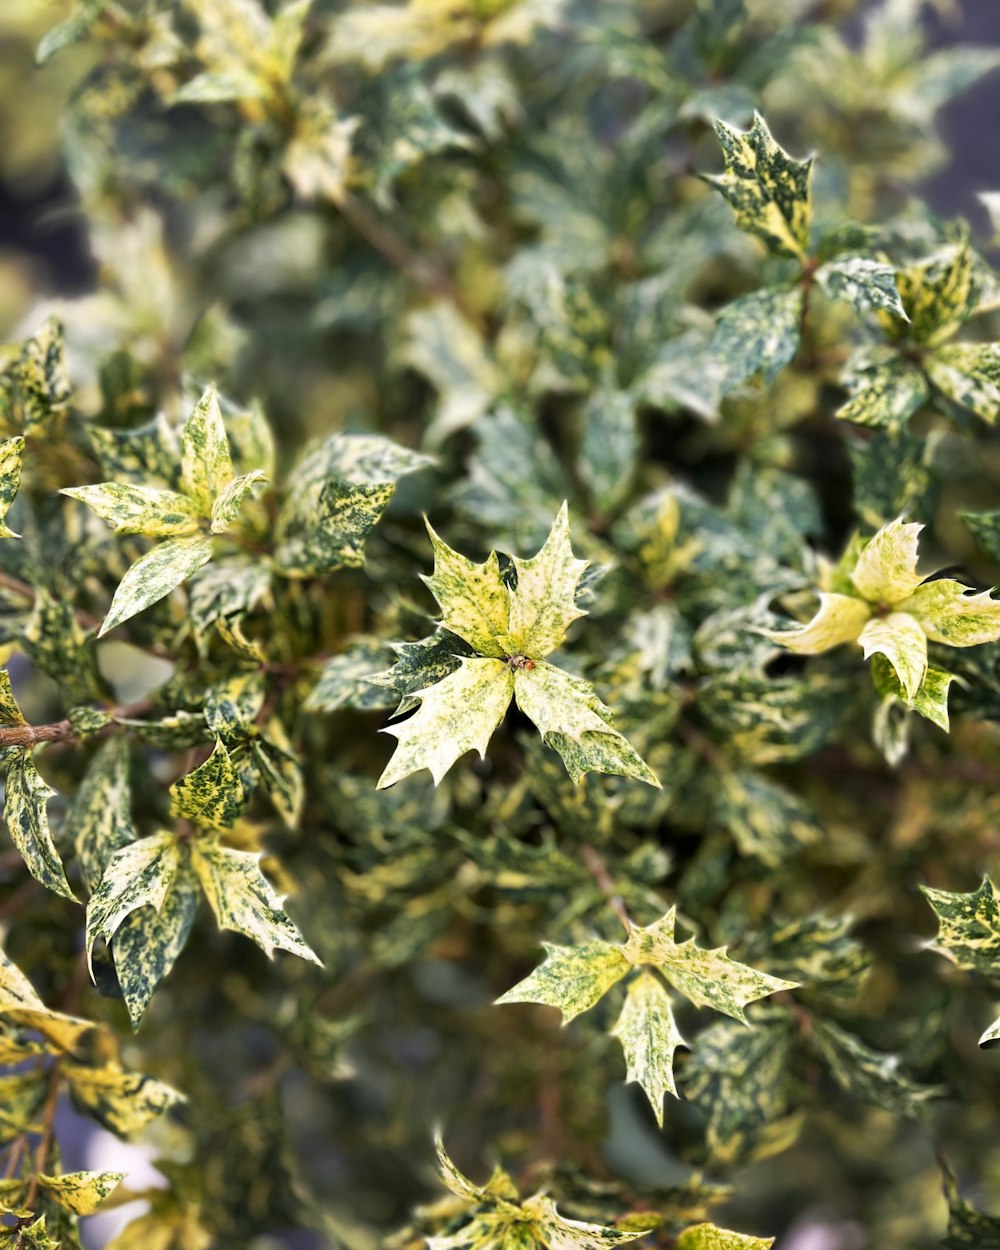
[849,518,925,604]
[86,831,181,976]
[422,522,512,657]
[180,384,233,512]
[763,591,870,654]
[858,613,928,701]
[523,1195,653,1250]
[377,658,514,788]
[611,970,686,1126]
[507,501,589,658]
[62,483,201,537]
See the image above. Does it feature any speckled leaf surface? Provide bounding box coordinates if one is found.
[850,518,925,604]
[711,287,803,392]
[610,970,685,1125]
[2,749,76,901]
[507,503,589,657]
[61,483,201,537]
[899,580,1000,647]
[926,342,1000,422]
[37,1170,125,1216]
[816,255,907,320]
[495,940,629,1022]
[423,523,512,657]
[191,839,320,964]
[921,877,1000,976]
[0,436,24,538]
[86,831,181,971]
[180,385,234,513]
[210,469,268,533]
[377,658,514,788]
[858,612,928,701]
[99,535,215,636]
[705,113,812,260]
[62,1061,184,1137]
[67,737,134,892]
[169,739,245,830]
[675,1224,773,1250]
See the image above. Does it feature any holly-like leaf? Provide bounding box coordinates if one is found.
[423,525,513,658]
[2,749,77,902]
[0,436,24,538]
[377,658,514,788]
[86,831,181,974]
[98,535,216,636]
[899,579,1000,647]
[714,770,822,865]
[495,939,629,1023]
[190,839,321,964]
[0,670,26,728]
[169,739,245,830]
[762,592,870,654]
[837,355,930,433]
[181,385,234,513]
[507,502,589,657]
[622,910,798,1022]
[809,1018,940,1117]
[850,518,924,604]
[871,655,955,730]
[816,255,908,320]
[63,1061,184,1136]
[37,1171,125,1216]
[0,947,96,1056]
[67,737,134,892]
[61,483,201,537]
[894,239,975,346]
[857,612,927,701]
[921,876,1000,977]
[611,970,686,1126]
[705,112,812,260]
[274,478,395,576]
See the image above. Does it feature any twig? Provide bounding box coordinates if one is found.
[580,845,631,938]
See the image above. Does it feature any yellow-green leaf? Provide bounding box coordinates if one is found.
[191,839,321,964]
[62,483,201,537]
[676,1224,774,1250]
[849,518,925,604]
[0,670,26,727]
[705,112,812,260]
[181,385,234,513]
[63,1061,184,1136]
[858,613,928,701]
[899,579,1000,647]
[0,436,24,539]
[495,939,629,1023]
[169,739,245,830]
[99,536,216,636]
[2,749,77,902]
[210,469,269,534]
[611,970,686,1126]
[86,831,181,975]
[507,501,588,657]
[422,522,512,657]
[764,592,870,654]
[37,1170,125,1216]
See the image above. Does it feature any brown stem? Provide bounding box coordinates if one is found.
[0,697,155,751]
[580,845,632,938]
[336,191,483,329]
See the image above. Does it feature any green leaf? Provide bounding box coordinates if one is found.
[305,639,398,713]
[809,1018,939,1117]
[0,316,72,432]
[926,342,1000,422]
[705,112,812,260]
[764,592,870,654]
[870,654,955,730]
[36,0,105,63]
[714,770,823,865]
[578,389,638,515]
[63,1061,184,1136]
[67,737,134,892]
[675,1224,774,1250]
[401,303,501,444]
[180,385,234,513]
[2,750,77,902]
[611,970,686,1126]
[61,483,202,537]
[898,579,1000,647]
[0,436,24,539]
[894,239,975,345]
[365,629,476,715]
[37,1171,125,1216]
[85,831,181,974]
[710,287,803,392]
[921,876,1000,977]
[507,502,589,657]
[850,517,926,604]
[376,658,514,788]
[495,939,629,1023]
[112,857,199,1030]
[858,612,928,701]
[422,523,513,658]
[836,356,929,433]
[210,470,269,534]
[0,670,26,727]
[512,661,660,787]
[170,739,245,831]
[622,909,798,1022]
[274,478,395,576]
[190,839,321,964]
[848,426,939,529]
[942,1167,1000,1247]
[816,255,908,320]
[962,509,1000,562]
[99,535,216,636]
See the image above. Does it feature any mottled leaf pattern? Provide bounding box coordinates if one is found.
[37,1170,125,1215]
[98,535,215,636]
[611,970,685,1125]
[495,940,629,1022]
[170,739,245,830]
[86,831,181,972]
[2,750,76,901]
[181,384,234,513]
[0,435,24,538]
[61,483,201,537]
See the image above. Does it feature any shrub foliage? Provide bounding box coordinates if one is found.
[1,0,1000,1246]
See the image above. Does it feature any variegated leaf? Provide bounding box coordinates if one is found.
[0,436,24,538]
[61,483,201,537]
[181,384,234,512]
[899,579,1000,647]
[850,518,925,605]
[676,1225,774,1250]
[611,970,686,1126]
[0,669,26,727]
[816,255,907,320]
[422,522,512,657]
[376,658,514,788]
[2,749,77,901]
[99,535,216,636]
[858,612,928,701]
[495,939,629,1023]
[62,1061,184,1136]
[86,831,181,973]
[274,478,395,576]
[507,501,588,657]
[705,112,812,260]
[169,739,245,830]
[37,1170,125,1216]
[921,877,1000,977]
[711,286,804,392]
[67,736,134,892]
[926,342,1000,423]
[764,592,870,654]
[191,839,321,964]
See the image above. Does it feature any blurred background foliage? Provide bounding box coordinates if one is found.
[2,2,1000,1250]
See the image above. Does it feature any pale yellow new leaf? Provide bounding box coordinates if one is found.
[377,658,514,788]
[763,591,870,654]
[858,613,928,701]
[611,970,686,1126]
[849,518,925,604]
[422,522,513,657]
[495,939,629,1022]
[37,1170,125,1216]
[507,501,588,657]
[898,579,1000,647]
